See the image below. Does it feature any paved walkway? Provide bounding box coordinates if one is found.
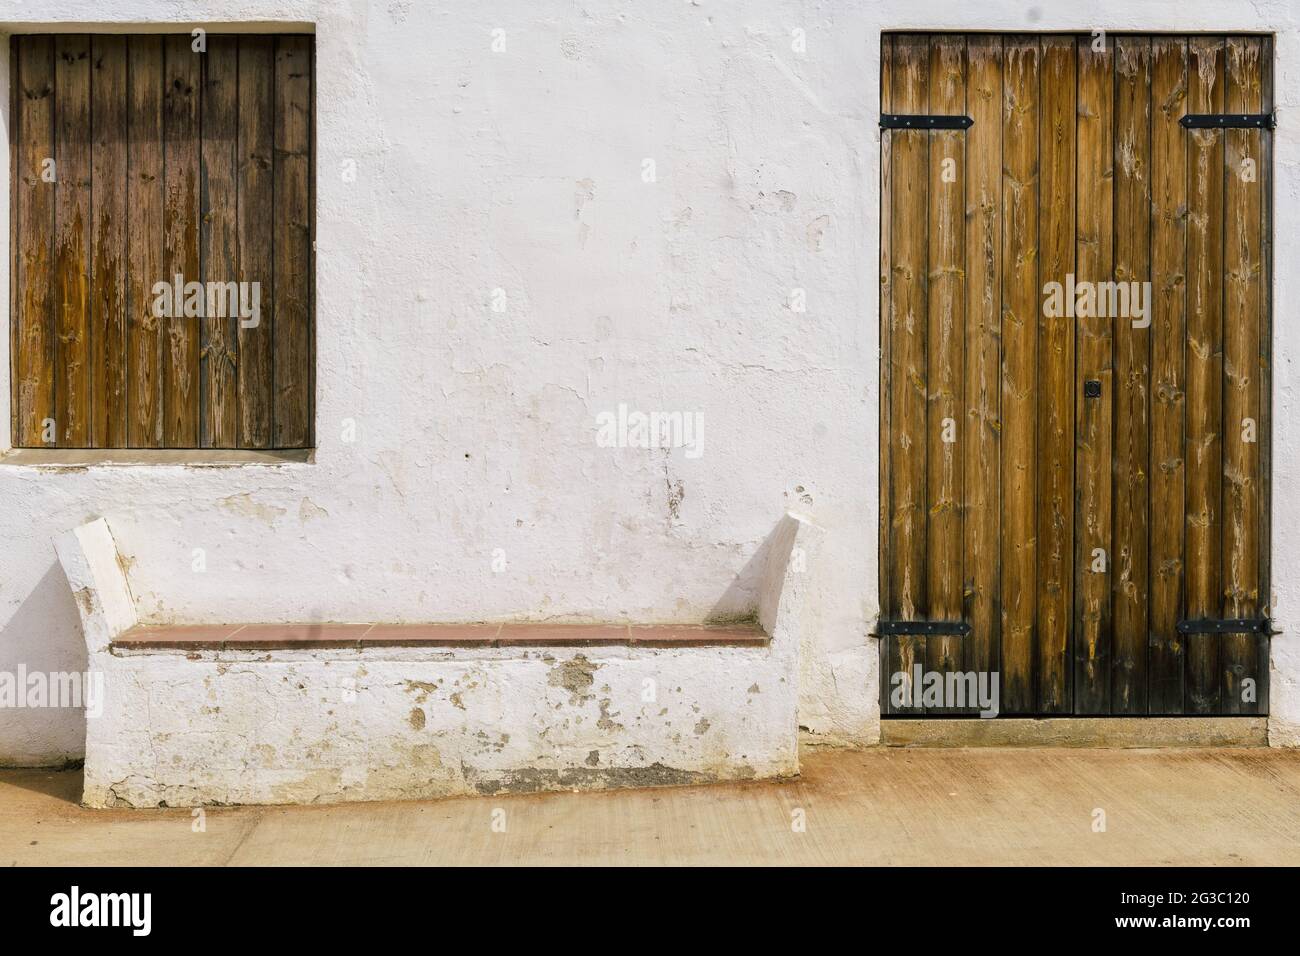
[5,746,1300,865]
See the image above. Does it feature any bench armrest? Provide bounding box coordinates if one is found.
[54,518,139,655]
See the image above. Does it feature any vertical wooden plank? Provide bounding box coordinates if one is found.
[8,41,13,443]
[885,33,929,714]
[1074,36,1114,714]
[1035,37,1075,713]
[1184,37,1225,713]
[1111,36,1151,715]
[273,35,312,447]
[200,36,240,447]
[162,35,200,446]
[237,35,274,448]
[999,36,1038,714]
[1221,36,1264,715]
[925,34,966,711]
[126,35,164,447]
[90,36,128,448]
[1257,34,1273,716]
[8,40,14,443]
[962,35,1003,695]
[14,36,56,447]
[53,35,91,447]
[308,42,317,449]
[878,35,895,715]
[1149,38,1189,713]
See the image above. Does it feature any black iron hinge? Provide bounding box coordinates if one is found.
[878,620,971,637]
[1180,113,1275,130]
[1176,618,1273,635]
[880,114,973,131]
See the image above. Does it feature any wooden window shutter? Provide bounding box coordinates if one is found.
[10,33,314,449]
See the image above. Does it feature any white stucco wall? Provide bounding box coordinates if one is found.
[2,0,1299,765]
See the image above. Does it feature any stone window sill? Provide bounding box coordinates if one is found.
[0,448,312,468]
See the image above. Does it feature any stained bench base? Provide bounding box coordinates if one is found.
[88,645,795,807]
[57,514,820,808]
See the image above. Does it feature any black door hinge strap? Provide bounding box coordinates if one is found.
[1180,113,1275,129]
[1176,618,1273,635]
[878,620,971,636]
[880,114,973,130]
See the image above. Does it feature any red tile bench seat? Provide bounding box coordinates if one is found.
[113,621,770,650]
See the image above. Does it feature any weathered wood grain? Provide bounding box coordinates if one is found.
[200,36,240,447]
[236,36,275,448]
[53,35,91,447]
[14,32,314,452]
[1149,37,1189,713]
[884,33,929,714]
[1073,36,1114,714]
[1036,36,1075,713]
[126,36,165,447]
[999,36,1038,714]
[1256,35,1274,717]
[272,35,313,448]
[7,40,14,444]
[961,35,1003,691]
[1221,36,1264,715]
[1183,37,1226,714]
[90,35,128,447]
[162,35,200,446]
[1111,35,1151,715]
[14,36,57,446]
[875,32,1271,719]
[924,34,966,711]
[879,34,895,717]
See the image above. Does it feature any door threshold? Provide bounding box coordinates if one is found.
[881,717,1267,748]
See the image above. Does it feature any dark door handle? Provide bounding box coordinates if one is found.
[1084,380,1102,398]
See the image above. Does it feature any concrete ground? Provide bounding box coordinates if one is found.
[4,745,1300,865]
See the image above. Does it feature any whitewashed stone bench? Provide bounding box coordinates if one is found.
[56,513,819,807]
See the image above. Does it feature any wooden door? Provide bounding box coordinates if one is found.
[879,33,1272,717]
